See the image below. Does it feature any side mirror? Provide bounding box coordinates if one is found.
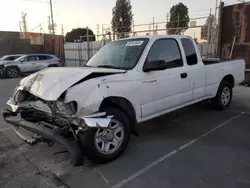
[143,60,167,72]
[20,59,25,63]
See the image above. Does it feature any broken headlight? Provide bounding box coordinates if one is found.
[13,88,28,103]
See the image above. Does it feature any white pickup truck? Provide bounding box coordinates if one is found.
[3,35,245,165]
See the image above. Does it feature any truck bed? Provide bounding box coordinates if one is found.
[203,58,241,65]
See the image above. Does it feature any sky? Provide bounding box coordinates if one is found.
[0,0,241,39]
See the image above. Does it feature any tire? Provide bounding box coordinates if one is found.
[5,67,20,78]
[48,64,58,67]
[78,108,131,163]
[211,80,233,110]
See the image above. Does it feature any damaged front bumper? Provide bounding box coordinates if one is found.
[2,97,113,166]
[7,97,113,128]
[2,109,84,166]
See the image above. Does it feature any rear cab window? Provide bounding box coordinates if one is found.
[181,38,198,66]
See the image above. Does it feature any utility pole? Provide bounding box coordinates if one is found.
[207,8,212,57]
[152,17,155,34]
[21,12,28,33]
[49,0,55,36]
[49,0,55,54]
[166,13,169,34]
[215,0,218,19]
[96,24,100,40]
[39,24,43,33]
[61,24,64,36]
[132,20,135,34]
[177,14,180,34]
[86,27,90,61]
[19,22,22,32]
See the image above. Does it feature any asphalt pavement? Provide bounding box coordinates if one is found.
[0,78,250,188]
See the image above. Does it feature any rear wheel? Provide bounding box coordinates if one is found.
[211,80,232,110]
[5,67,20,78]
[78,108,131,163]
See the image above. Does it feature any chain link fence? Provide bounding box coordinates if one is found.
[65,15,216,67]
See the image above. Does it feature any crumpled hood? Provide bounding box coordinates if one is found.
[19,67,126,101]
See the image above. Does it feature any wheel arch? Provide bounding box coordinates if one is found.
[99,96,139,136]
[221,74,235,88]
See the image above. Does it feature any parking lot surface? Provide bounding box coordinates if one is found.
[0,78,250,188]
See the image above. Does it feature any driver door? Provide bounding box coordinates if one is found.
[140,38,192,120]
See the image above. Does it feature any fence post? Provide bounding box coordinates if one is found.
[166,13,169,34]
[177,14,180,34]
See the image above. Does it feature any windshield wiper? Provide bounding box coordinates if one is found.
[97,65,125,70]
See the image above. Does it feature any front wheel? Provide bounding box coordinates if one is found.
[211,80,232,110]
[5,67,20,78]
[78,108,131,163]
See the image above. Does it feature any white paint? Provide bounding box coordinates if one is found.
[12,35,245,123]
[19,67,126,101]
[111,113,243,188]
[0,127,12,132]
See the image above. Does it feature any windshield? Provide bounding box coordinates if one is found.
[0,55,22,61]
[86,38,149,70]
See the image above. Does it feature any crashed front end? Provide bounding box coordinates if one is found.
[2,85,112,166]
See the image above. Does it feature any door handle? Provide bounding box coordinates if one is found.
[180,73,187,79]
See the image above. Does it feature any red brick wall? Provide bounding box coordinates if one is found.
[220,3,250,83]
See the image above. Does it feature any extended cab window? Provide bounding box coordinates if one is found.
[147,39,183,69]
[181,38,198,65]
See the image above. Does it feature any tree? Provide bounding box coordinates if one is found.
[111,0,133,39]
[201,15,216,41]
[65,28,96,42]
[166,3,189,35]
